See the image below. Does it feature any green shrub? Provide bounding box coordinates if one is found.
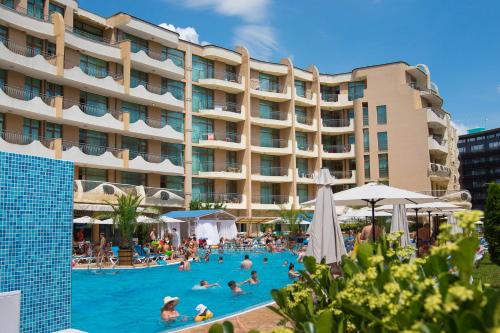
[484,183,500,265]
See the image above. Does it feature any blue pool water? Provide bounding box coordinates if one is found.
[72,251,299,332]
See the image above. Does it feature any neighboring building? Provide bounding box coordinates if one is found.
[0,0,460,220]
[458,128,500,209]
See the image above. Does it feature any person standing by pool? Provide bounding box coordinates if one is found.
[150,228,157,242]
[160,296,180,321]
[240,270,259,285]
[240,254,253,269]
[171,228,180,251]
[97,233,109,268]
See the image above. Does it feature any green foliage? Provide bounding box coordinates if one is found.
[102,194,142,249]
[484,182,500,265]
[135,223,148,245]
[189,199,226,210]
[279,207,303,235]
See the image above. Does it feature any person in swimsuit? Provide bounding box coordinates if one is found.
[160,296,180,321]
[288,263,300,279]
[199,280,219,288]
[240,254,253,270]
[227,280,243,294]
[359,224,382,243]
[240,270,259,285]
[97,233,109,267]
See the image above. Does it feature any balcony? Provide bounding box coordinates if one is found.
[331,170,356,184]
[202,46,242,65]
[0,3,54,37]
[128,152,184,175]
[322,144,355,160]
[0,84,57,120]
[0,131,57,159]
[128,82,184,111]
[74,180,185,208]
[428,162,451,181]
[251,110,292,129]
[320,93,353,110]
[428,135,448,155]
[251,166,292,183]
[61,140,125,169]
[192,192,244,210]
[250,79,291,102]
[321,118,354,134]
[194,132,245,151]
[194,70,244,94]
[296,142,318,158]
[130,48,184,80]
[408,82,443,106]
[295,114,317,132]
[65,26,121,62]
[425,108,447,129]
[62,99,124,132]
[194,162,245,180]
[251,194,292,210]
[128,116,184,143]
[64,63,124,96]
[0,38,57,78]
[294,89,316,107]
[297,169,316,184]
[251,138,292,155]
[196,102,245,122]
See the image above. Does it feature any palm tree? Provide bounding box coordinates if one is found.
[279,207,304,237]
[107,194,142,249]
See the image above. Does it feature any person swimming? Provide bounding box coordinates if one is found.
[288,263,300,279]
[227,280,243,294]
[240,254,253,269]
[263,257,268,264]
[179,254,191,271]
[160,296,180,321]
[240,270,259,285]
[282,260,289,267]
[218,256,224,263]
[194,304,214,322]
[199,280,219,288]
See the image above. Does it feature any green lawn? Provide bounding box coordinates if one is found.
[472,254,500,288]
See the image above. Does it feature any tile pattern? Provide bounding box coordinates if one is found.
[0,152,74,333]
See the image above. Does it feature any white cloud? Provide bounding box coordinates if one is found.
[451,121,473,135]
[233,25,278,60]
[182,0,270,23]
[159,23,209,45]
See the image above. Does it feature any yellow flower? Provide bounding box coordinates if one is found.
[448,285,474,302]
[424,293,442,315]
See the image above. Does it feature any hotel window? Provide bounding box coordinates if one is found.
[78,167,107,182]
[226,122,238,142]
[259,73,279,92]
[0,112,4,131]
[164,48,185,68]
[260,155,280,176]
[161,110,184,133]
[80,92,107,117]
[260,183,280,204]
[192,116,213,143]
[160,175,184,192]
[297,184,309,203]
[26,35,43,57]
[377,132,388,151]
[379,154,389,178]
[121,172,146,186]
[79,129,107,155]
[377,105,387,124]
[362,103,369,125]
[46,41,56,57]
[131,69,148,88]
[296,158,308,177]
[44,122,61,139]
[259,128,280,148]
[0,0,13,8]
[23,118,40,140]
[259,100,280,120]
[227,151,237,168]
[347,108,355,121]
[73,20,104,42]
[321,85,339,101]
[348,81,365,101]
[45,82,63,97]
[226,93,238,112]
[363,128,370,152]
[121,102,147,123]
[122,136,147,159]
[192,56,214,81]
[349,159,356,171]
[49,2,65,17]
[27,0,44,19]
[192,86,214,112]
[226,180,238,196]
[162,79,184,100]
[295,107,307,124]
[24,77,42,100]
[295,80,306,97]
[364,155,370,179]
[0,25,7,44]
[296,131,308,150]
[225,64,237,82]
[80,54,108,78]
[161,143,183,166]
[0,68,6,87]
[125,33,148,53]
[192,178,214,201]
[348,133,355,145]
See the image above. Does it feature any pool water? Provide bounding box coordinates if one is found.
[72,251,300,332]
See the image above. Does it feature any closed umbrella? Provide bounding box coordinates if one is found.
[306,169,346,264]
[448,213,462,235]
[73,216,95,224]
[390,204,411,247]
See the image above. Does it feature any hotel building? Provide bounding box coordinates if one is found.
[0,0,460,222]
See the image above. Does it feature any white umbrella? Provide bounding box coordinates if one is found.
[306,169,346,264]
[340,207,392,220]
[94,218,113,225]
[333,183,436,242]
[159,216,185,223]
[299,220,311,225]
[390,204,411,247]
[137,215,159,224]
[73,216,95,224]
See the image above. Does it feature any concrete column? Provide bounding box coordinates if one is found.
[54,96,63,118]
[183,46,193,208]
[310,65,322,171]
[51,12,65,77]
[119,40,131,94]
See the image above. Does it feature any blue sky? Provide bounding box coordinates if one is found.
[80,0,500,133]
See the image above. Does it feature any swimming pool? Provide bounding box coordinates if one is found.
[72,251,300,332]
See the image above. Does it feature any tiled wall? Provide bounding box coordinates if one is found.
[0,152,74,333]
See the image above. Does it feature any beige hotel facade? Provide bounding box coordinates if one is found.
[0,0,460,223]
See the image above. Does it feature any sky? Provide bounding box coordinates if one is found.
[80,0,500,133]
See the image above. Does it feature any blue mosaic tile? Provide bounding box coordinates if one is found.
[0,152,73,333]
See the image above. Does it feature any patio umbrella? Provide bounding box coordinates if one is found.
[390,204,411,247]
[340,207,392,220]
[333,183,436,242]
[306,169,346,264]
[73,216,95,224]
[448,213,462,235]
[137,215,159,224]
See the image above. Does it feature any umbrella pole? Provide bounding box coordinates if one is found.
[415,208,420,256]
[371,200,376,242]
[427,211,432,240]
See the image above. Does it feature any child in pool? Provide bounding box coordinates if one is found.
[227,280,243,294]
[194,304,213,322]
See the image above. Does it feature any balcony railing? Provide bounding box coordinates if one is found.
[297,141,314,152]
[193,69,241,83]
[322,118,350,127]
[321,93,339,102]
[428,163,451,177]
[296,89,313,99]
[330,170,353,179]
[252,194,289,205]
[296,114,314,125]
[194,101,242,114]
[0,130,55,147]
[253,166,288,177]
[250,79,285,93]
[192,192,242,204]
[1,84,55,106]
[62,140,124,158]
[418,189,471,201]
[430,108,446,119]
[66,25,116,46]
[0,2,50,22]
[195,131,242,143]
[131,152,183,166]
[252,138,288,148]
[128,45,184,66]
[323,144,351,153]
[62,98,123,120]
[71,63,123,81]
[430,134,447,145]
[131,80,184,100]
[254,110,288,121]
[195,162,242,174]
[0,37,55,59]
